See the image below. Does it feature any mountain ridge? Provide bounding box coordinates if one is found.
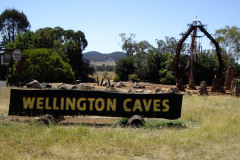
[83,51,126,63]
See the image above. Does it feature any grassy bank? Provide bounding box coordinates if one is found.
[0,87,240,159]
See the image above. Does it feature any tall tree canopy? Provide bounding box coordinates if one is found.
[32,27,90,80]
[119,33,136,56]
[214,26,240,63]
[0,9,30,45]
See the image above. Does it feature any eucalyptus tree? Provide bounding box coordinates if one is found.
[0,9,30,45]
[119,33,136,56]
[214,26,240,64]
[32,27,91,80]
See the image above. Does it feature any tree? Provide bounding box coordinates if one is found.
[119,33,136,56]
[156,36,190,54]
[80,59,95,82]
[194,51,217,85]
[5,30,33,50]
[135,40,153,55]
[17,48,74,83]
[0,9,30,45]
[33,27,55,49]
[32,27,90,80]
[114,56,135,81]
[214,26,240,62]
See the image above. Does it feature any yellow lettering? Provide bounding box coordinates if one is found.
[95,98,105,111]
[36,97,44,109]
[107,98,116,111]
[60,98,64,110]
[23,97,35,109]
[77,98,86,111]
[153,99,161,112]
[123,98,132,112]
[162,99,170,112]
[53,97,59,110]
[45,97,52,110]
[88,98,95,111]
[66,98,76,110]
[133,99,143,112]
[143,99,152,112]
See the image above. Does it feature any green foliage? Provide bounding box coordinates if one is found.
[215,26,240,62]
[80,59,95,82]
[113,75,120,82]
[5,30,34,50]
[18,48,74,83]
[128,74,140,82]
[159,69,175,84]
[145,50,168,83]
[5,26,92,81]
[117,117,129,126]
[119,33,136,56]
[114,56,135,81]
[31,27,90,80]
[156,36,190,54]
[33,27,55,48]
[0,8,30,45]
[194,51,216,85]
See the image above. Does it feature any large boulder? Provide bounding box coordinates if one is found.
[26,80,42,89]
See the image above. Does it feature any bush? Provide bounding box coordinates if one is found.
[117,117,129,126]
[159,69,175,84]
[113,75,120,82]
[18,48,74,83]
[128,74,140,82]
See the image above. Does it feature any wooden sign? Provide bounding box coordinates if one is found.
[9,89,183,119]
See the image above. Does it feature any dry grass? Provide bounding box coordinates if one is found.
[0,88,240,159]
[0,87,11,114]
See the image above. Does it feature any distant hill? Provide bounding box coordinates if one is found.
[83,51,126,65]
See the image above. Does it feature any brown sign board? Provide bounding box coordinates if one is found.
[9,89,183,119]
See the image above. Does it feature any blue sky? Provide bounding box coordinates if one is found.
[1,0,240,53]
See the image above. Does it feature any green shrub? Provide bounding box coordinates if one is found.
[159,69,175,84]
[113,75,121,82]
[128,74,140,82]
[117,117,129,126]
[18,48,74,83]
